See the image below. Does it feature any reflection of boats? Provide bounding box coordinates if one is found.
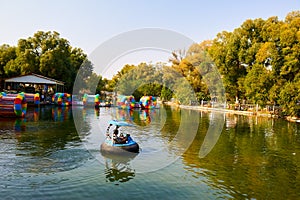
[113,109,134,123]
[139,110,151,126]
[0,118,26,132]
[25,107,40,122]
[102,152,137,183]
[111,109,156,126]
[101,150,138,161]
[52,107,71,122]
[100,120,139,154]
[95,108,100,117]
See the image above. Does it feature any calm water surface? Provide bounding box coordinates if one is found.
[0,105,300,199]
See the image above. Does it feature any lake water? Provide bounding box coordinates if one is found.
[1,105,300,199]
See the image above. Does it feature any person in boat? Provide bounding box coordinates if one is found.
[106,123,132,144]
[112,125,119,143]
[106,124,121,143]
[118,132,128,144]
[113,125,126,144]
[113,125,119,136]
[126,134,132,143]
[106,124,112,139]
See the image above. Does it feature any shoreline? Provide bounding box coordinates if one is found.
[162,102,300,123]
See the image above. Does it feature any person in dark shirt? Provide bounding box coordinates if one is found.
[113,125,120,143]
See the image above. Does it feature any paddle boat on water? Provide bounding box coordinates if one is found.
[100,120,140,154]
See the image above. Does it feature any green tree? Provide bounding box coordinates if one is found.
[70,48,90,87]
[37,32,73,88]
[208,11,300,117]
[279,80,300,116]
[73,59,93,93]
[209,31,246,102]
[115,63,162,100]
[160,85,173,101]
[85,72,104,94]
[2,31,91,93]
[108,64,136,92]
[0,44,16,77]
[173,77,197,105]
[171,42,211,102]
[243,64,274,106]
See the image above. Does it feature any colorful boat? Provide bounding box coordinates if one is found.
[117,95,136,110]
[52,93,71,106]
[6,93,40,106]
[83,94,101,108]
[139,96,157,109]
[0,92,27,117]
[100,120,139,154]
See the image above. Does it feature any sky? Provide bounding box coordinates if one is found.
[0,0,299,78]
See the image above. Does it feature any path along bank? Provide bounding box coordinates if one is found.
[163,102,300,123]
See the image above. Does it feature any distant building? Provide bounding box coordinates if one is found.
[3,73,64,94]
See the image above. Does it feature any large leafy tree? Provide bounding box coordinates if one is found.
[2,31,91,93]
[0,44,16,77]
[279,80,300,117]
[209,31,246,102]
[114,63,162,100]
[207,11,300,116]
[171,42,211,102]
[107,64,136,92]
[243,64,274,106]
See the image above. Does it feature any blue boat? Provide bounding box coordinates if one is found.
[100,120,139,154]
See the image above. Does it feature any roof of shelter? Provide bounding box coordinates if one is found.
[4,73,64,85]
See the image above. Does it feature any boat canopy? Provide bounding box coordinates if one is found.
[108,120,134,127]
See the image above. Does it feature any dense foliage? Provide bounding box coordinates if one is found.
[0,31,93,93]
[209,11,300,116]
